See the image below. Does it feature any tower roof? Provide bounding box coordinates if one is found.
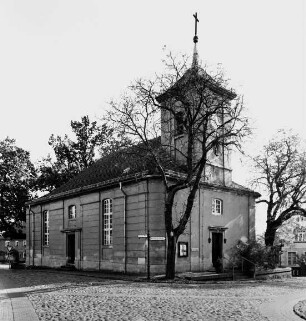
[156,65,236,103]
[156,13,236,103]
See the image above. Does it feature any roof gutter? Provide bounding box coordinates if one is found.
[28,170,260,207]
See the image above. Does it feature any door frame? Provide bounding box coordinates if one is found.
[67,232,76,264]
[212,232,223,271]
[208,226,228,272]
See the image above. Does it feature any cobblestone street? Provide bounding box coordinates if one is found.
[1,268,306,320]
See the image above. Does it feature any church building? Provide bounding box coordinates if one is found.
[26,15,259,275]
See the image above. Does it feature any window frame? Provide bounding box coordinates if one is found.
[298,232,305,242]
[43,210,50,246]
[102,199,113,246]
[212,198,223,215]
[288,251,297,265]
[68,205,76,220]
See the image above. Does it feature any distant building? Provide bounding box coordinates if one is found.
[0,234,26,262]
[26,21,259,275]
[280,215,306,267]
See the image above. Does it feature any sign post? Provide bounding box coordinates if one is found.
[138,234,166,279]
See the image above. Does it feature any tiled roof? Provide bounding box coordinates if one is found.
[30,137,259,205]
[230,181,257,194]
[31,138,185,204]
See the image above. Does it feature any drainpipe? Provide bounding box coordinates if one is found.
[99,191,101,271]
[40,204,43,266]
[146,179,150,280]
[198,188,201,271]
[29,205,35,266]
[247,195,250,240]
[28,205,31,266]
[119,182,127,274]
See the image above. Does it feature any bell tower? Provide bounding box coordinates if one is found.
[157,13,234,186]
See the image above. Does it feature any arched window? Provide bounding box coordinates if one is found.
[103,199,113,245]
[212,199,223,215]
[68,205,76,219]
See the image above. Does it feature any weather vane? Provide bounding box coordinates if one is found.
[193,12,199,43]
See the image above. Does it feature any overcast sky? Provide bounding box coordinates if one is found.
[0,1,305,232]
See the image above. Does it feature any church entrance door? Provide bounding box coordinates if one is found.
[67,233,75,264]
[212,232,223,272]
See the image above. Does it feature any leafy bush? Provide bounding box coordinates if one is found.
[230,240,280,270]
[0,250,6,262]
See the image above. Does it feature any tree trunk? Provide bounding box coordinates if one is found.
[265,224,278,246]
[165,234,177,279]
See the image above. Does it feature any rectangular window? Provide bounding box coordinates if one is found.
[23,240,26,247]
[288,252,297,265]
[15,241,19,247]
[43,210,50,246]
[175,111,184,135]
[68,205,76,219]
[178,242,188,257]
[5,241,10,247]
[212,199,223,215]
[103,199,113,245]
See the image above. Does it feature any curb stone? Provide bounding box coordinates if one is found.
[294,300,306,320]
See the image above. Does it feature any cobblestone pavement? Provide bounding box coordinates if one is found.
[1,269,306,320]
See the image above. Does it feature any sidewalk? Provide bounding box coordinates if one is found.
[0,277,39,321]
[259,292,305,321]
[0,264,145,321]
[0,264,128,321]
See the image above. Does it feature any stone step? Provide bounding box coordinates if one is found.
[180,271,251,281]
[59,264,76,271]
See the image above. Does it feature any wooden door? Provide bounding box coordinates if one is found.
[67,233,75,264]
[212,232,223,272]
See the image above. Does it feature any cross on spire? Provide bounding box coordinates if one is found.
[193,12,199,43]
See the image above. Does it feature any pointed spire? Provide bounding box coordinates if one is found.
[192,43,199,68]
[192,12,199,68]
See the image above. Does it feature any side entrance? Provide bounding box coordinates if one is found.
[212,232,223,272]
[67,233,75,264]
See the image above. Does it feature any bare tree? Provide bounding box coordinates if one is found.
[253,130,306,246]
[107,53,250,279]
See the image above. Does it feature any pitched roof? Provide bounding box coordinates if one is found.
[156,66,236,103]
[30,137,259,205]
[30,138,185,204]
